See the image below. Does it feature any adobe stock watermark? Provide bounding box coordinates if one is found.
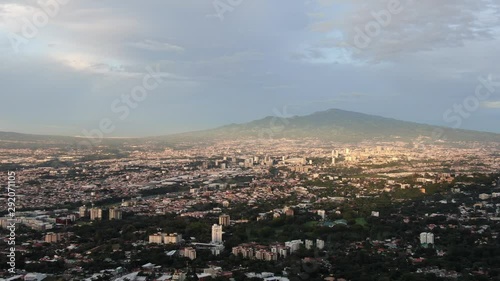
[6,0,70,53]
[78,64,170,149]
[353,0,405,50]
[404,74,500,168]
[211,0,243,21]
[258,106,292,140]
[442,74,499,129]
[6,171,18,274]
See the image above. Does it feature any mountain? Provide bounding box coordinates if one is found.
[157,109,500,144]
[2,109,500,146]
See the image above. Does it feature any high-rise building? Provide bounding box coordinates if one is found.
[211,244,225,256]
[149,233,163,244]
[279,248,288,258]
[426,233,434,244]
[332,150,339,158]
[285,240,303,253]
[264,251,277,261]
[244,158,254,168]
[212,224,223,244]
[332,150,338,165]
[182,247,197,260]
[219,214,230,226]
[317,210,326,220]
[44,232,61,243]
[255,250,265,260]
[109,208,122,220]
[316,239,325,250]
[305,239,314,250]
[419,232,427,244]
[164,233,182,244]
[420,232,434,245]
[79,206,88,218]
[263,155,274,166]
[90,207,102,220]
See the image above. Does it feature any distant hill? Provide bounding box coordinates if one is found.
[2,109,500,147]
[0,131,131,149]
[156,109,500,144]
[0,131,74,142]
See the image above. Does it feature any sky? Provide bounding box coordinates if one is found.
[0,0,500,137]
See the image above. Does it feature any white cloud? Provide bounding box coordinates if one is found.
[482,101,500,108]
[50,52,152,79]
[0,2,39,33]
[129,39,184,52]
[306,0,500,63]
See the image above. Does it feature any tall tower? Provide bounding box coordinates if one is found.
[211,224,223,244]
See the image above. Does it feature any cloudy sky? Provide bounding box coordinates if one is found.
[1,0,500,137]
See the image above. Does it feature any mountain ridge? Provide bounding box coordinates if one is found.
[1,109,500,145]
[155,108,500,143]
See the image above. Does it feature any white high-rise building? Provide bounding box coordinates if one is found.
[285,240,303,253]
[212,224,223,244]
[419,232,427,244]
[305,239,314,250]
[420,232,434,245]
[317,210,326,220]
[426,233,434,244]
[316,239,325,250]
